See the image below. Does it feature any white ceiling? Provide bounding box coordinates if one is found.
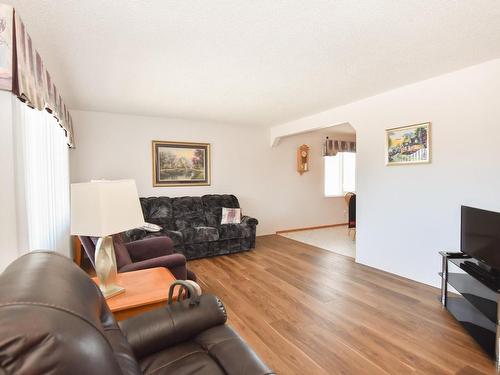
[5,1,500,127]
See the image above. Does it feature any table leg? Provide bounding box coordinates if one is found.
[440,254,448,307]
[496,299,500,371]
[73,236,83,267]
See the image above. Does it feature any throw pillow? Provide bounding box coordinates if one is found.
[221,207,241,224]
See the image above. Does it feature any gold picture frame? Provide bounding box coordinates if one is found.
[152,140,211,186]
[385,122,431,166]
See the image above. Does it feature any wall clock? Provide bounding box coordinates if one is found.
[297,144,310,175]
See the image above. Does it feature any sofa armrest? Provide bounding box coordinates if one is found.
[241,215,258,226]
[124,228,148,242]
[119,253,186,273]
[125,236,174,262]
[119,294,227,360]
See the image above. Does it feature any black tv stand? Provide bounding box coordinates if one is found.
[439,251,500,369]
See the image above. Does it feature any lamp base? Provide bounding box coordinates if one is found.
[100,284,125,299]
[95,236,125,299]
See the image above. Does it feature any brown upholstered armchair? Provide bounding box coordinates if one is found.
[0,251,274,374]
[79,235,196,281]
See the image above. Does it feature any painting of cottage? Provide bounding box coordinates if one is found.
[153,141,211,186]
[386,122,431,165]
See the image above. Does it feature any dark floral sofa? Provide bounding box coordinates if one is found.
[125,194,258,260]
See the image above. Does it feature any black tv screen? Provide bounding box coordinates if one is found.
[461,206,500,270]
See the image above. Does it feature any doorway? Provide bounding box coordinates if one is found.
[279,123,357,258]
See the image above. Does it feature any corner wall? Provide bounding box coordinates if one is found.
[271,58,500,287]
[69,111,348,235]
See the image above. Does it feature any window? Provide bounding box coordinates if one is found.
[13,99,70,256]
[324,152,356,197]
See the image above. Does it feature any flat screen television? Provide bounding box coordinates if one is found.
[461,205,500,271]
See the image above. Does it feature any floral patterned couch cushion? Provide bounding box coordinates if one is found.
[181,226,219,244]
[139,197,175,229]
[172,196,207,230]
[218,224,244,240]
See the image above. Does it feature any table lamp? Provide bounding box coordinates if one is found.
[70,180,145,298]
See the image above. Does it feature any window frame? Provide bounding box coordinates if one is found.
[324,152,356,198]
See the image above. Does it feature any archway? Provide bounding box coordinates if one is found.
[276,122,357,259]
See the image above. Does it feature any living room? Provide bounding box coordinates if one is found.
[1,1,500,374]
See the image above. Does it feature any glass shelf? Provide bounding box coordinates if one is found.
[450,257,500,293]
[446,271,498,324]
[446,296,495,358]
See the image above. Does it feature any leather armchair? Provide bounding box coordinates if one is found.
[79,235,196,281]
[120,295,273,374]
[0,251,274,375]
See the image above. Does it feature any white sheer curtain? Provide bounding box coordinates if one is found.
[13,98,70,256]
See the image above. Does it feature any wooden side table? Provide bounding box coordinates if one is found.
[73,236,83,267]
[92,267,178,320]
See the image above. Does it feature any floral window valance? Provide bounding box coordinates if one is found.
[0,4,74,147]
[323,137,356,156]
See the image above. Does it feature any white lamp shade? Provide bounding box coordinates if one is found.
[71,180,145,237]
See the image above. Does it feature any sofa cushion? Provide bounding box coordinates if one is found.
[140,197,175,229]
[162,229,184,247]
[140,341,224,375]
[218,224,244,240]
[195,325,272,374]
[202,195,240,227]
[182,243,210,260]
[172,197,207,230]
[181,226,219,244]
[139,325,270,375]
[215,239,240,255]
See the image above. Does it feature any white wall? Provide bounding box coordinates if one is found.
[271,58,500,287]
[0,91,19,271]
[70,111,348,235]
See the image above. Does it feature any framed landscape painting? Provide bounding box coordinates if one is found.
[385,122,431,166]
[152,141,211,186]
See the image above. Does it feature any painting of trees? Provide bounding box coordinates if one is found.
[192,149,205,169]
[154,142,210,185]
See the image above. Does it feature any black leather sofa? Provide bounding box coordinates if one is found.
[125,194,258,260]
[0,251,274,375]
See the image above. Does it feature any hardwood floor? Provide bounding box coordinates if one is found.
[188,235,497,375]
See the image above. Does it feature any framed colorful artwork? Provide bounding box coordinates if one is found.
[152,141,211,186]
[385,122,431,166]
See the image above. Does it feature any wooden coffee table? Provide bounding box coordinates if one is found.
[92,267,177,321]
